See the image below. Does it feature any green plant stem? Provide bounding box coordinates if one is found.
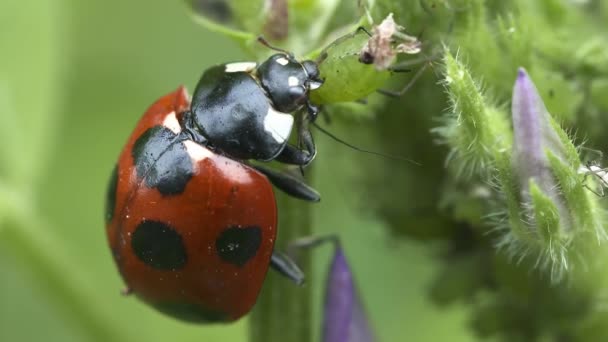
[187,12,254,43]
[0,189,130,342]
[249,168,315,342]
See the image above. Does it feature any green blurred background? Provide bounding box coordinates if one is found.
[0,0,473,341]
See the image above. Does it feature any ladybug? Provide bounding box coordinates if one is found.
[105,51,324,323]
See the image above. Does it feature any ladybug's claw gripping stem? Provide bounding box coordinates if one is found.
[299,127,316,161]
[271,251,305,286]
[275,121,316,167]
[252,164,320,202]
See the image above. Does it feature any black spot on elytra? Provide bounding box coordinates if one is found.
[131,126,193,196]
[105,165,119,223]
[131,220,187,270]
[154,302,228,323]
[215,226,262,267]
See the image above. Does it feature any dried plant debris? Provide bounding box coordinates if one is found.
[263,0,288,41]
[359,13,422,70]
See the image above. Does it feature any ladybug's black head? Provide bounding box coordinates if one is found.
[256,54,323,113]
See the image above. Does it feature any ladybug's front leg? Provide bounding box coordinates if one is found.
[275,142,315,166]
[252,164,320,202]
[271,235,339,285]
[275,117,316,166]
[305,100,320,123]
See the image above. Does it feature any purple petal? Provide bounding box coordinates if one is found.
[323,246,375,342]
[512,69,565,193]
[348,296,375,342]
[511,68,571,227]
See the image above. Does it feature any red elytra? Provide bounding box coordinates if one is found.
[105,87,278,322]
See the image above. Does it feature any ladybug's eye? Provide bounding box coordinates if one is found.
[301,60,323,90]
[302,60,319,78]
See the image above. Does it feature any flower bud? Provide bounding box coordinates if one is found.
[323,245,374,342]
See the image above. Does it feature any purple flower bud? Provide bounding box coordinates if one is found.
[323,246,375,342]
[511,68,570,227]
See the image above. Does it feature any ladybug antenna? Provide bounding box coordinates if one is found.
[311,122,420,165]
[257,36,293,57]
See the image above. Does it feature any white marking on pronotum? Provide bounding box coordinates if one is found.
[276,57,289,66]
[224,62,257,73]
[184,140,214,162]
[288,76,299,87]
[162,111,181,134]
[264,107,294,143]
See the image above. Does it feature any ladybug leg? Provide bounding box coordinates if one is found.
[286,235,339,254]
[275,145,312,165]
[306,101,320,122]
[275,114,316,165]
[273,235,339,285]
[299,112,317,161]
[251,164,320,202]
[298,126,316,161]
[275,141,315,166]
[271,251,305,286]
